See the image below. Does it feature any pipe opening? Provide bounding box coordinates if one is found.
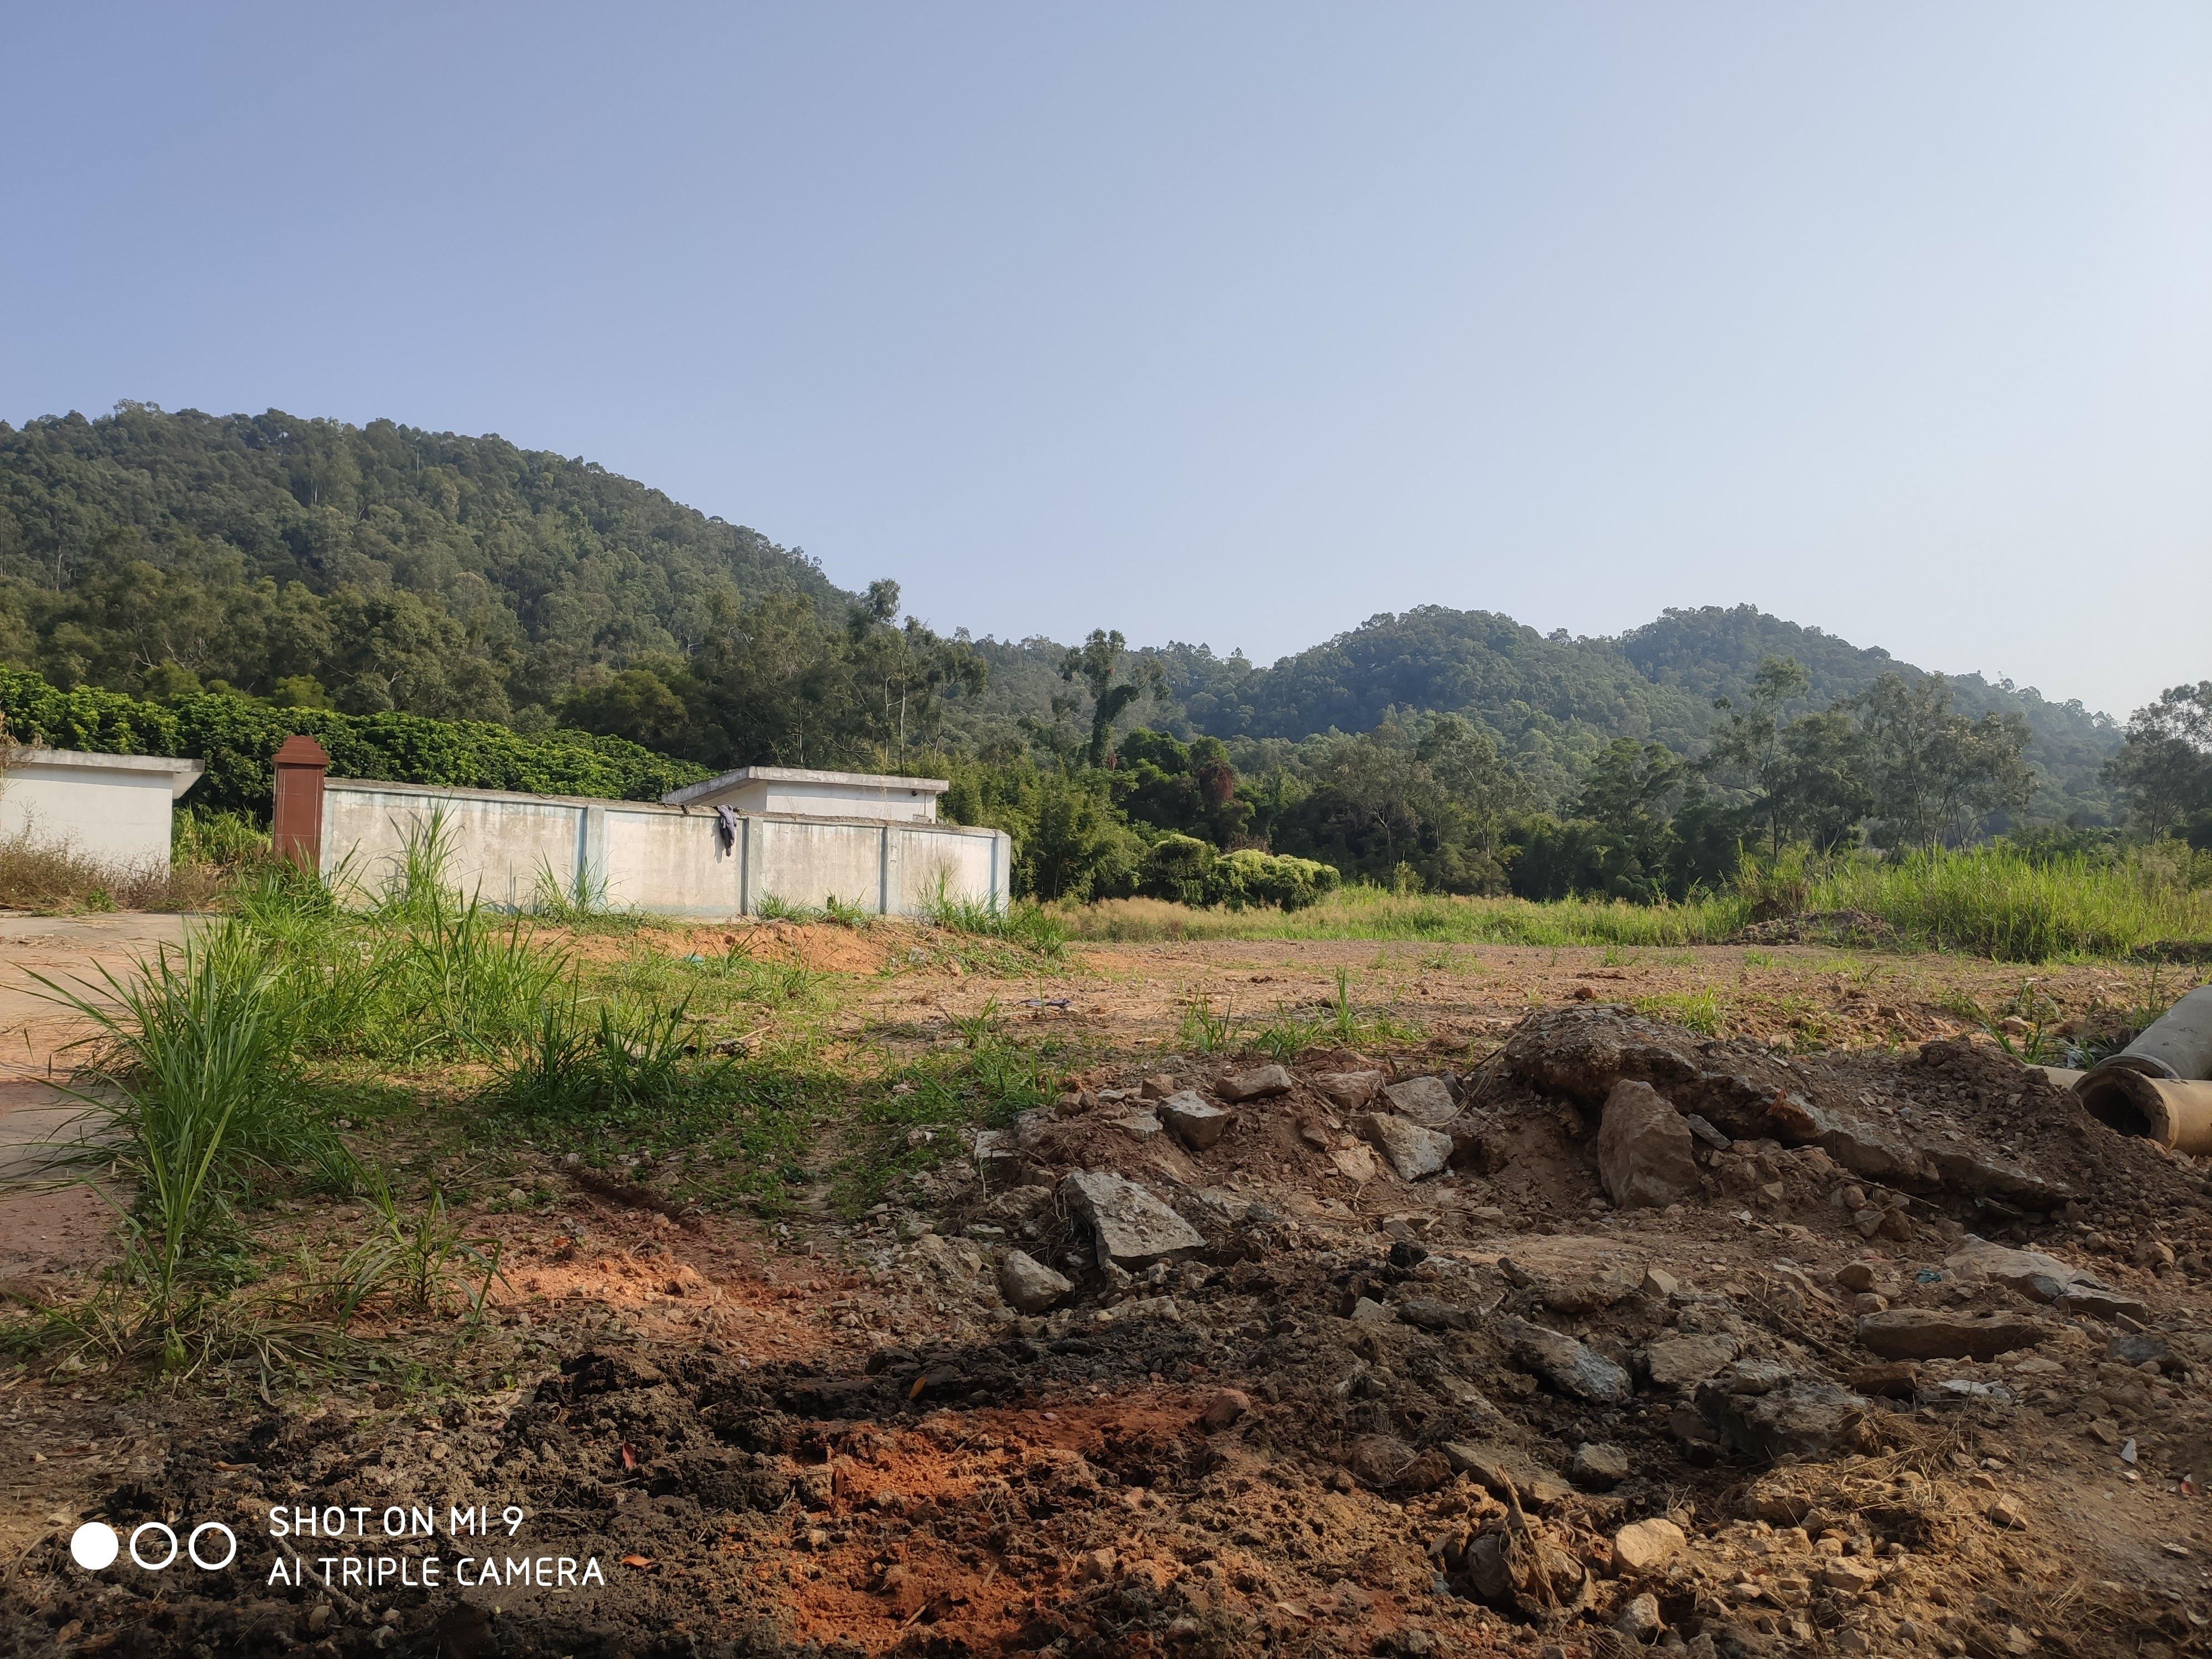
[2079,1071,2157,1141]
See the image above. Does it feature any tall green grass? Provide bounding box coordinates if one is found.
[33,924,346,1354]
[1060,843,2212,963]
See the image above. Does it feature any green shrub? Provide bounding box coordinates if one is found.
[0,666,707,817]
[1135,835,1338,911]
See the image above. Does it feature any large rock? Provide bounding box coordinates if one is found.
[1496,1316,1632,1404]
[1694,1367,1876,1459]
[1217,1064,1292,1102]
[1059,1171,1206,1270]
[1354,1112,1454,1180]
[1611,1518,1685,1574]
[1644,1333,1739,1388]
[996,1249,1073,1313]
[1944,1236,2106,1303]
[1595,1079,1700,1208]
[1854,1308,2051,1362]
[1383,1074,1459,1127]
[1312,1070,1385,1110]
[1157,1091,1232,1149]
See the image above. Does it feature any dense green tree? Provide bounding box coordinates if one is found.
[1061,629,1166,767]
[2105,681,2212,841]
[1852,672,2034,849]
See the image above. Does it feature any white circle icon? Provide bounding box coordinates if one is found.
[188,1523,237,1571]
[129,1522,179,1571]
[69,1522,119,1571]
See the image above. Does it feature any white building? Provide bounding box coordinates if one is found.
[661,765,948,823]
[0,748,205,870]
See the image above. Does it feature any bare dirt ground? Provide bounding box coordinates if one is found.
[3,924,2209,1658]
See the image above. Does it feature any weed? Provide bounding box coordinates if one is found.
[1635,988,1724,1037]
[947,998,1003,1049]
[1178,993,1235,1053]
[821,894,877,929]
[31,925,338,1346]
[1251,1004,1323,1064]
[754,893,816,924]
[530,857,634,929]
[920,880,1067,958]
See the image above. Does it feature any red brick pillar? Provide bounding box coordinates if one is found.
[270,734,331,871]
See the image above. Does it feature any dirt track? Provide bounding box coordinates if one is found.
[3,927,2210,1658]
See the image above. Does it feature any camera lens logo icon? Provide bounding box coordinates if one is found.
[69,1520,235,1572]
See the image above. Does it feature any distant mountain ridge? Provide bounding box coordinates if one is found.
[0,405,2119,820]
[946,604,2118,821]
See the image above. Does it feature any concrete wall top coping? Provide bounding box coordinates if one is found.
[327,775,1000,837]
[661,765,949,807]
[11,747,205,798]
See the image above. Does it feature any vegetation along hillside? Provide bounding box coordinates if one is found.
[7,404,2197,920]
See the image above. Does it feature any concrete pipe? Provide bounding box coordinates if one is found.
[2035,1066,2085,1090]
[2096,984,2212,1082]
[2075,1066,2212,1156]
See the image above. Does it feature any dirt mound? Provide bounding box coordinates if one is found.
[13,1003,2212,1657]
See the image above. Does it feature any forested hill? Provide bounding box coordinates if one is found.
[952,606,2119,819]
[0,406,2119,820]
[0,404,839,723]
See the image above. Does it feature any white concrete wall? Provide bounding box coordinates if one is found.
[320,778,1011,919]
[0,749,203,872]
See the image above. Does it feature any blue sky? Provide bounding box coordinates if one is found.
[4,3,2206,718]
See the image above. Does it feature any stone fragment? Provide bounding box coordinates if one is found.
[1354,1112,1454,1181]
[1060,1171,1205,1271]
[1348,1433,1415,1486]
[1350,1296,1394,1324]
[1198,1389,1250,1432]
[1848,1361,1918,1399]
[1684,1113,1731,1150]
[1569,1442,1630,1490]
[1383,1074,1459,1127]
[2109,1332,2170,1369]
[1595,1079,1700,1208]
[1312,1069,1385,1110]
[995,1248,1073,1314]
[1434,1441,1543,1504]
[1396,1448,1454,1493]
[1615,1592,1664,1641]
[1537,1266,1641,1314]
[1396,1297,1472,1333]
[1854,1309,2049,1363]
[1695,1368,1875,1460]
[1645,1333,1739,1388]
[1611,1518,1686,1575]
[1820,1557,1880,1593]
[1111,1111,1164,1141]
[1329,1142,1379,1182]
[1496,1316,1632,1404]
[1833,1261,1877,1293]
[1139,1073,1178,1100]
[1987,1497,2024,1529]
[1641,1266,1681,1299]
[1944,1236,2111,1305]
[2055,1284,2149,1321]
[1217,1064,1292,1102]
[1157,1091,1232,1149]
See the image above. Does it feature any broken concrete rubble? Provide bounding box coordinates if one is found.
[1058,1170,1205,1270]
[1694,1365,1877,1459]
[1311,1068,1384,1109]
[1217,1063,1292,1102]
[1496,1315,1632,1404]
[1156,1089,1232,1149]
[1381,1074,1459,1127]
[1353,1112,1454,1180]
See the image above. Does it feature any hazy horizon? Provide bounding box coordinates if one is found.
[6,4,2206,719]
